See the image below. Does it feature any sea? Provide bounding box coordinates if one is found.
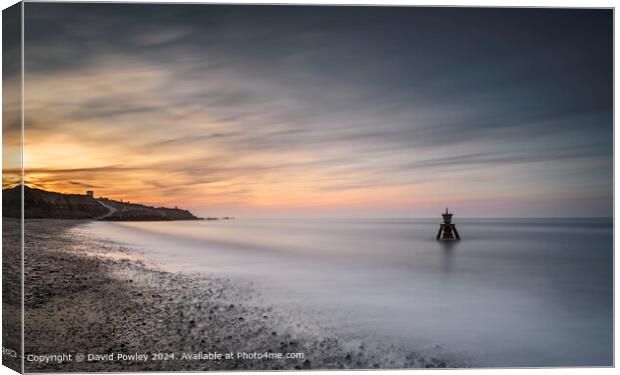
[80,218,613,367]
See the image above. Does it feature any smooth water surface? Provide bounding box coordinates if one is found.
[80,218,613,367]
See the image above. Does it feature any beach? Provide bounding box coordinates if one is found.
[76,218,613,368]
[2,218,22,371]
[10,217,613,370]
[18,219,459,372]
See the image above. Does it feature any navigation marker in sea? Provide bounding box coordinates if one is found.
[436,208,461,240]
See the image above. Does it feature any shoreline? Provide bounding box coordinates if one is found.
[14,218,463,371]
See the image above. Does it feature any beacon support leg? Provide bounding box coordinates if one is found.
[451,224,460,240]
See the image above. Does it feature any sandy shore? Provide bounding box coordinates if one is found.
[10,219,464,371]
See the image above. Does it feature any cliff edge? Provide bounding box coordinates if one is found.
[2,186,199,221]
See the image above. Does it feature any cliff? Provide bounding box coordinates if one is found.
[97,197,198,221]
[2,186,198,221]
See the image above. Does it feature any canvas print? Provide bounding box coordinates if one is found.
[1,2,614,372]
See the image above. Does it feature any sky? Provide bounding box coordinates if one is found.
[3,4,613,218]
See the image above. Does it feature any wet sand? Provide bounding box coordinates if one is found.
[16,219,462,372]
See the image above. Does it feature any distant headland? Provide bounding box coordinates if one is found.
[2,186,199,221]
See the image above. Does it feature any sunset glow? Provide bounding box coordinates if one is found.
[5,4,612,217]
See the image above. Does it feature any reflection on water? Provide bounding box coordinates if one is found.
[80,218,613,367]
[439,240,457,273]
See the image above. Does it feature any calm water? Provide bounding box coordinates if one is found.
[81,218,613,367]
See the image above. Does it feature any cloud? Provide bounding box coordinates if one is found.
[67,181,103,189]
[17,3,613,217]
